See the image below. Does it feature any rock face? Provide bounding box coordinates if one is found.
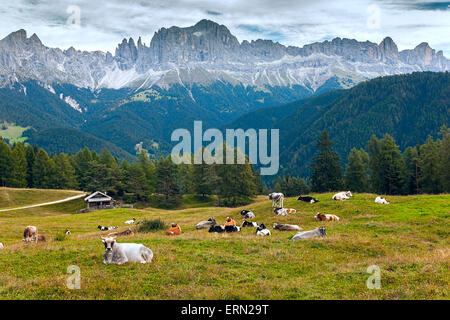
[0,19,448,91]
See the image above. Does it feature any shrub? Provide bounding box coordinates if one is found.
[137,218,167,233]
[54,234,67,241]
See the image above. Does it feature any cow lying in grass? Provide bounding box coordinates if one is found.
[314,212,340,221]
[274,208,296,216]
[297,196,319,203]
[256,223,271,236]
[375,196,390,204]
[102,236,153,265]
[242,220,258,228]
[108,228,134,237]
[196,217,216,229]
[166,224,182,235]
[273,223,302,231]
[240,210,255,219]
[332,191,353,201]
[208,225,241,233]
[0,242,4,249]
[23,226,38,243]
[292,227,327,241]
[98,225,118,231]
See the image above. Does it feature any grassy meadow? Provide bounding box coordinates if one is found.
[0,188,448,300]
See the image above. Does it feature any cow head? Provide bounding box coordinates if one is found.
[102,236,116,252]
[318,226,327,236]
[314,212,324,221]
[208,217,216,224]
[346,191,353,197]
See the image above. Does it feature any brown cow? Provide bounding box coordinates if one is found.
[314,212,340,221]
[224,217,236,226]
[108,228,134,237]
[166,224,182,236]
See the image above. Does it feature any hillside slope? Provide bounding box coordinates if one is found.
[228,72,450,177]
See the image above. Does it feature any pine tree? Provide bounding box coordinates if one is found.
[215,146,256,206]
[438,126,450,193]
[156,156,182,207]
[368,135,383,193]
[310,131,343,192]
[136,150,156,194]
[344,148,369,192]
[403,146,420,194]
[0,139,12,187]
[32,149,52,188]
[418,136,442,194]
[25,145,36,188]
[10,142,28,188]
[74,147,93,190]
[54,153,78,189]
[379,134,406,195]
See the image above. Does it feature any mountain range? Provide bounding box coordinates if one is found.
[0,19,448,169]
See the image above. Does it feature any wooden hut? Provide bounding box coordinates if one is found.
[84,191,114,210]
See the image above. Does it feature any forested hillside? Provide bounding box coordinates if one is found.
[229,72,450,177]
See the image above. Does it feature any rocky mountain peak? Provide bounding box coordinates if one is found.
[379,36,398,61]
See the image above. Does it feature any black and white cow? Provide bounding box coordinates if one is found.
[297,195,319,203]
[240,210,256,220]
[256,223,271,236]
[268,193,284,208]
[225,225,241,232]
[208,225,225,233]
[98,225,118,231]
[241,220,258,228]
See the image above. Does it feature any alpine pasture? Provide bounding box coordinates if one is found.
[0,188,448,299]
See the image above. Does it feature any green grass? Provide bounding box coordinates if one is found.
[0,187,84,210]
[0,190,448,300]
[0,122,30,144]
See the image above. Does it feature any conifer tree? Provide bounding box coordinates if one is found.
[418,136,442,194]
[344,148,369,192]
[310,130,343,192]
[0,139,12,187]
[10,142,28,188]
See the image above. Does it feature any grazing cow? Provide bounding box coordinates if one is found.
[98,225,118,231]
[274,208,288,216]
[208,225,225,233]
[256,223,271,236]
[314,212,340,221]
[166,224,182,236]
[124,218,136,225]
[23,226,38,243]
[65,229,71,235]
[375,196,390,204]
[196,217,216,229]
[240,210,256,220]
[0,242,4,249]
[273,223,302,231]
[292,227,327,241]
[297,196,319,203]
[37,235,46,242]
[269,193,284,208]
[108,228,134,237]
[332,191,353,201]
[102,236,153,265]
[224,217,236,226]
[225,225,241,233]
[241,221,258,228]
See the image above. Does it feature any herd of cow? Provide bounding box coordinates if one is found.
[0,191,391,265]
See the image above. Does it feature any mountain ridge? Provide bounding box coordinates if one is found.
[0,19,448,93]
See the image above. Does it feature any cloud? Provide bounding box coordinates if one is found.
[0,0,448,56]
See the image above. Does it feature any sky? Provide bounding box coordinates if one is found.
[0,0,449,56]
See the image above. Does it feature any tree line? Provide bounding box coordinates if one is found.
[0,140,262,207]
[308,127,450,195]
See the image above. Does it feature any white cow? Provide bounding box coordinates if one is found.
[332,191,353,201]
[102,237,153,265]
[0,242,4,249]
[124,218,136,225]
[375,196,390,204]
[269,193,284,208]
[256,224,271,236]
[292,227,327,241]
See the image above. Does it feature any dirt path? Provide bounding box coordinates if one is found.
[0,193,86,212]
